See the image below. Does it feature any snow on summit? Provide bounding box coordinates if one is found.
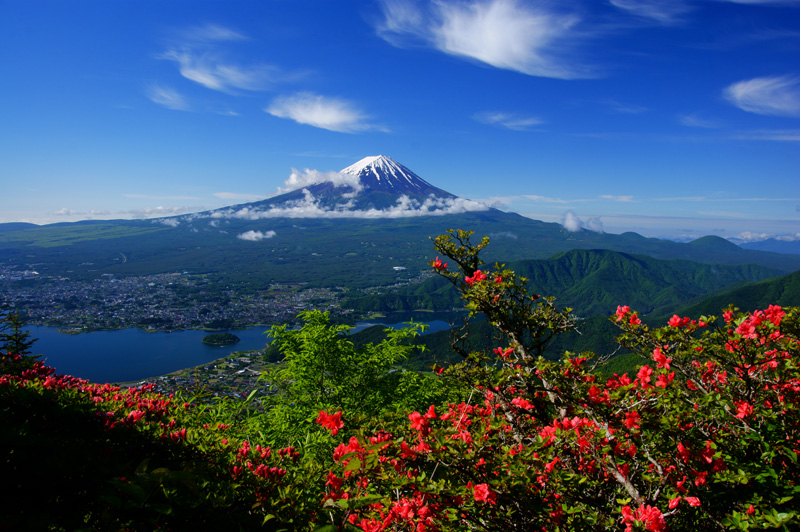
[196,156,488,222]
[338,155,454,197]
[339,155,455,197]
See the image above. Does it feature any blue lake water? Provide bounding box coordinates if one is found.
[26,312,457,384]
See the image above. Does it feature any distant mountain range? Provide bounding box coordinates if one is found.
[344,248,783,318]
[736,239,800,256]
[1,156,799,291]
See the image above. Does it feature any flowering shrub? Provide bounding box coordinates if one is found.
[318,230,800,531]
[0,353,315,531]
[2,229,798,531]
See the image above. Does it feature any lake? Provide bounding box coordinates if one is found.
[26,312,458,383]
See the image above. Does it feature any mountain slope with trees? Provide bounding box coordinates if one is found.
[345,249,783,317]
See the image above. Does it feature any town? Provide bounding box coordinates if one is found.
[0,266,346,332]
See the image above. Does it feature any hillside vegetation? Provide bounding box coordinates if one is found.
[2,229,799,531]
[345,248,782,317]
[2,210,799,290]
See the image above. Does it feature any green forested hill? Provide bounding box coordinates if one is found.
[345,249,783,317]
[672,269,800,318]
[1,209,799,290]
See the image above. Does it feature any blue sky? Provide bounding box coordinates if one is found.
[1,0,798,241]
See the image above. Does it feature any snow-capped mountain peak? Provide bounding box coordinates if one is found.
[339,155,453,197]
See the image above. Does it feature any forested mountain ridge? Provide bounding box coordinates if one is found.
[2,155,799,290]
[345,248,784,317]
[672,268,800,319]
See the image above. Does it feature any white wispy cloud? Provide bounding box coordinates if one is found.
[214,192,268,201]
[52,206,199,220]
[266,93,382,133]
[376,0,595,79]
[603,99,648,114]
[159,24,302,95]
[723,75,800,116]
[561,211,604,233]
[124,193,202,200]
[735,231,772,242]
[723,0,800,4]
[600,194,635,202]
[562,210,583,232]
[146,83,190,111]
[472,111,543,130]
[656,195,800,202]
[678,113,722,128]
[206,190,487,220]
[177,23,248,43]
[160,50,281,93]
[522,195,569,203]
[732,129,800,141]
[609,0,693,25]
[281,168,363,193]
[237,230,277,241]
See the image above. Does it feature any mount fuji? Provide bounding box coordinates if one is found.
[1,155,799,290]
[205,155,487,220]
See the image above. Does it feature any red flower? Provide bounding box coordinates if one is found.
[668,314,686,327]
[512,397,534,410]
[621,505,666,532]
[316,410,344,435]
[616,305,631,322]
[473,483,497,504]
[431,256,448,271]
[652,347,671,369]
[735,401,753,419]
[464,270,488,286]
[624,411,641,430]
[637,365,653,386]
[765,304,785,325]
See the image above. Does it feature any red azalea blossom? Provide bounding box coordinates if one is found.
[621,504,666,532]
[668,314,688,328]
[652,347,672,369]
[735,401,753,419]
[316,410,344,435]
[512,397,534,410]
[464,270,488,286]
[624,411,641,430]
[494,346,513,358]
[473,483,497,504]
[431,256,448,270]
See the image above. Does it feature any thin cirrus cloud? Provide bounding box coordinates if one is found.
[266,93,383,133]
[157,23,300,95]
[160,50,283,93]
[732,129,800,141]
[723,75,800,117]
[678,113,722,129]
[146,83,189,111]
[609,0,693,25]
[124,193,202,201]
[214,192,268,201]
[375,0,595,79]
[473,111,544,131]
[175,23,247,43]
[600,194,635,202]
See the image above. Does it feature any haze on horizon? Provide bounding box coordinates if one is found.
[1,0,798,243]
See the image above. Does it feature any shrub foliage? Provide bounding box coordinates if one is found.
[1,229,798,531]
